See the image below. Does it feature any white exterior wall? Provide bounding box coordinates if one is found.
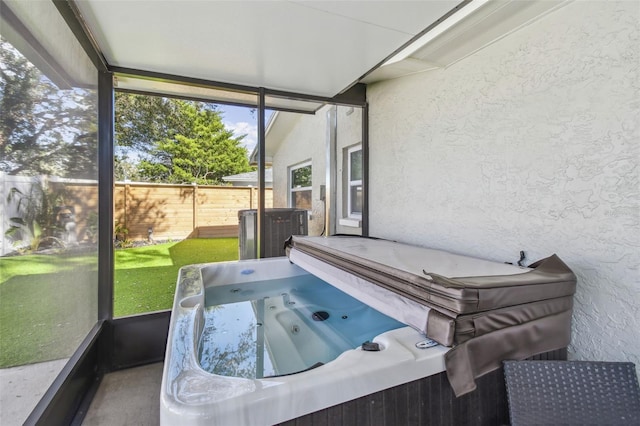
[271,106,364,236]
[271,109,327,236]
[367,1,639,367]
[336,106,363,235]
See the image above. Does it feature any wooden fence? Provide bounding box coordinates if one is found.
[1,176,273,254]
[114,183,273,240]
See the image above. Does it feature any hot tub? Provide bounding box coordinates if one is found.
[160,257,449,425]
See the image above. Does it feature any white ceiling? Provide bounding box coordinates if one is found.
[74,0,463,97]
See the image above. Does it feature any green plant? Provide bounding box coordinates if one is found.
[4,218,65,253]
[114,220,133,248]
[5,180,69,253]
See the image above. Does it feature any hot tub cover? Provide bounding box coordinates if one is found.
[285,235,576,396]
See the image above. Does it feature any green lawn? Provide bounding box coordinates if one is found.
[0,238,238,368]
[114,238,238,317]
[0,252,98,368]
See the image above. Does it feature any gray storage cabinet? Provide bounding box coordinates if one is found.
[238,208,308,259]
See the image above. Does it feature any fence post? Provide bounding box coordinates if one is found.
[192,182,198,237]
[124,183,130,232]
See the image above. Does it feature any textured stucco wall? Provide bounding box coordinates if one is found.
[367,1,639,367]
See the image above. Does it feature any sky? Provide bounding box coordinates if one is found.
[219,104,273,156]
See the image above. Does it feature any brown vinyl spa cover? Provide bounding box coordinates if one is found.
[285,235,576,396]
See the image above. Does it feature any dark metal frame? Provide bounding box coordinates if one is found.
[257,88,267,259]
[112,66,367,115]
[362,102,370,236]
[109,311,172,371]
[116,88,318,117]
[112,66,260,96]
[97,71,114,324]
[23,324,104,426]
[52,0,109,72]
[115,87,262,113]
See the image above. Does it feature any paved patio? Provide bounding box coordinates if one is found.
[0,360,161,425]
[0,359,68,426]
[82,363,162,425]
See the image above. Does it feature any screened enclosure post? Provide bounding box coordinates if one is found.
[362,102,369,237]
[257,88,266,259]
[98,71,114,322]
[325,106,337,236]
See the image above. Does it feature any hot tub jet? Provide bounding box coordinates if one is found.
[311,311,330,321]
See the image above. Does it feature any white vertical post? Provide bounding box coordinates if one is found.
[325,106,337,236]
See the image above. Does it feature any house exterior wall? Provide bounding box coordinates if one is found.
[271,106,365,236]
[367,1,639,368]
[271,110,327,236]
[336,105,363,235]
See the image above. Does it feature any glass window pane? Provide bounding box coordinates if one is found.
[113,94,260,309]
[0,2,99,423]
[350,185,363,215]
[293,190,312,210]
[291,165,312,188]
[350,149,362,181]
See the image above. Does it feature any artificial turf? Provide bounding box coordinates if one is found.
[113,238,238,317]
[0,238,238,367]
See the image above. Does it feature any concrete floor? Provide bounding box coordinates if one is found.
[82,363,163,426]
[0,358,68,426]
[0,361,162,426]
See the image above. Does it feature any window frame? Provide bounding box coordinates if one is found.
[288,160,313,210]
[347,145,363,219]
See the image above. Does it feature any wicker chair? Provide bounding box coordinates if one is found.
[503,360,640,425]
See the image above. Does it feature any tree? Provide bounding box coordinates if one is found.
[115,92,186,154]
[114,154,142,182]
[116,93,252,184]
[0,38,98,178]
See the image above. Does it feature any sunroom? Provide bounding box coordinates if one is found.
[0,0,638,425]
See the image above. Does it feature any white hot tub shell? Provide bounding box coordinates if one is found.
[160,257,449,426]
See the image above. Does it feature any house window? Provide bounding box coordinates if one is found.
[347,146,362,218]
[290,162,312,210]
